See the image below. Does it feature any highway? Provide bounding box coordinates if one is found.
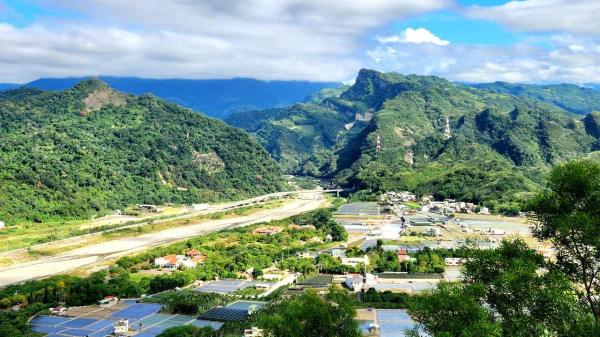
[0,190,338,287]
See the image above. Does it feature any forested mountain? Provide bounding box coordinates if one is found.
[0,83,19,91]
[227,69,600,204]
[0,79,288,224]
[16,77,339,119]
[471,81,600,115]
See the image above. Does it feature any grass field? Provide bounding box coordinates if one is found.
[230,287,266,297]
[129,272,158,283]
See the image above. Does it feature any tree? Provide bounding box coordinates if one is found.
[530,160,600,324]
[256,287,361,337]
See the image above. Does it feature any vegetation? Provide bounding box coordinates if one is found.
[0,79,288,225]
[471,81,600,115]
[227,69,600,204]
[407,160,600,336]
[21,77,340,119]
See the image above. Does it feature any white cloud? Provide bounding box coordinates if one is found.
[366,34,600,84]
[376,28,450,46]
[0,0,451,83]
[466,0,600,34]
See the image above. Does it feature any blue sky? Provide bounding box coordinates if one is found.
[0,0,598,84]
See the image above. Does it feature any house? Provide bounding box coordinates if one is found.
[369,324,380,333]
[114,320,129,335]
[309,236,323,243]
[182,256,206,269]
[537,249,556,261]
[396,249,410,262]
[51,305,66,315]
[341,255,369,267]
[255,284,270,291]
[445,258,462,266]
[325,234,333,242]
[479,207,490,215]
[185,249,202,257]
[98,295,117,305]
[330,248,343,259]
[136,204,160,213]
[302,225,316,230]
[174,287,183,292]
[346,277,364,292]
[154,254,184,268]
[11,302,27,311]
[295,251,311,258]
[289,224,302,230]
[244,327,264,337]
[0,221,4,229]
[420,205,429,212]
[427,228,441,236]
[252,226,283,236]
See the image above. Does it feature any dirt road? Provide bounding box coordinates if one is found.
[0,197,324,286]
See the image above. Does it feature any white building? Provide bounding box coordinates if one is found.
[191,203,210,211]
[445,258,462,266]
[341,255,369,267]
[427,228,441,236]
[244,327,264,337]
[346,277,364,292]
[490,229,505,235]
[182,256,206,269]
[114,320,129,335]
[0,221,4,229]
[479,207,490,215]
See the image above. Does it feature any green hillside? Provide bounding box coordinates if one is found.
[227,69,599,204]
[471,81,600,115]
[0,79,288,224]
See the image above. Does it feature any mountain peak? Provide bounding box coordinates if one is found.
[73,77,111,93]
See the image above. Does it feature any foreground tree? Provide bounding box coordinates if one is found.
[530,160,600,323]
[256,287,361,337]
[409,239,597,336]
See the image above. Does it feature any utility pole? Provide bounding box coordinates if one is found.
[376,133,381,152]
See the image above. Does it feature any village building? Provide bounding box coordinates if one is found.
[330,248,343,259]
[341,255,369,267]
[309,236,323,243]
[114,320,129,335]
[244,327,264,337]
[396,249,410,263]
[346,277,364,292]
[185,249,202,257]
[252,226,283,236]
[445,258,462,266]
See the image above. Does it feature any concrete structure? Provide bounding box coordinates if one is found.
[330,248,343,259]
[445,258,461,266]
[255,284,270,291]
[182,256,206,269]
[341,255,369,267]
[114,319,129,335]
[396,249,410,262]
[427,228,441,236]
[244,327,264,337]
[191,203,210,211]
[490,229,505,235]
[0,221,5,229]
[51,305,66,314]
[136,204,160,213]
[479,207,490,215]
[252,226,283,236]
[346,277,364,291]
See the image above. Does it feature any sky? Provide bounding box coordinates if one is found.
[0,0,599,84]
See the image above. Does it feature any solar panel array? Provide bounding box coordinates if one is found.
[377,310,423,337]
[198,307,248,321]
[108,303,162,321]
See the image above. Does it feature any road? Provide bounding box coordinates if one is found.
[0,195,326,286]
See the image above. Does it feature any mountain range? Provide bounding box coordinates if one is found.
[2,77,339,119]
[227,69,600,205]
[0,79,288,224]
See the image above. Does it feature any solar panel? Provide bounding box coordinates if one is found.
[136,313,172,326]
[155,321,181,329]
[134,333,157,337]
[60,328,96,336]
[144,326,167,334]
[188,320,224,329]
[226,301,265,311]
[108,304,162,320]
[84,319,116,330]
[30,325,66,334]
[58,317,99,328]
[30,315,72,326]
[121,300,138,305]
[198,308,248,322]
[167,315,196,324]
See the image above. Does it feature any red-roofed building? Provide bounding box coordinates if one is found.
[252,226,283,236]
[289,224,302,229]
[185,250,202,257]
[154,254,184,268]
[397,249,410,263]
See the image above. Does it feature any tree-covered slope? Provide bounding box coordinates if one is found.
[21,77,340,119]
[471,81,600,115]
[0,79,288,224]
[229,69,598,204]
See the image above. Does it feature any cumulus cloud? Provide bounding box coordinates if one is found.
[376,28,450,46]
[466,0,600,34]
[0,0,451,83]
[366,34,600,84]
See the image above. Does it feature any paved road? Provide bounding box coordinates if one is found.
[0,196,325,286]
